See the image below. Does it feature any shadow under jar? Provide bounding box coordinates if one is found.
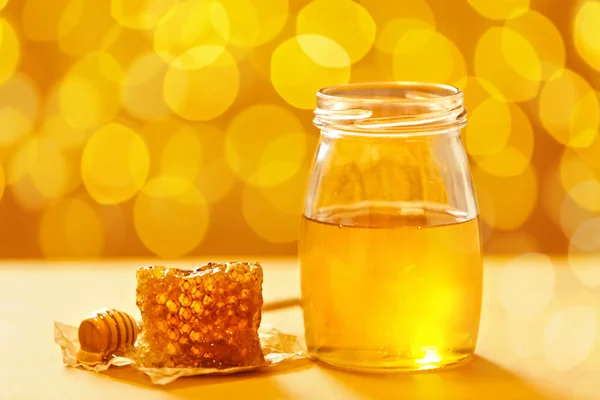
[299,82,483,372]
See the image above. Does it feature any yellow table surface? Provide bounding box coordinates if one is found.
[1,256,599,400]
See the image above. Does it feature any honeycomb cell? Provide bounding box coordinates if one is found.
[135,262,264,368]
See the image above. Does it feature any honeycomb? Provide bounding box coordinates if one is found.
[135,262,265,368]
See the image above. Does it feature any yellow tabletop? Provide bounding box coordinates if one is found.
[1,256,598,400]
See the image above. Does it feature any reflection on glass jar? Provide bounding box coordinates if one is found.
[299,82,483,371]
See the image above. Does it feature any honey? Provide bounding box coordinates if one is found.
[135,262,265,368]
[299,203,483,371]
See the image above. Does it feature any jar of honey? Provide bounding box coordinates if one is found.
[299,82,483,371]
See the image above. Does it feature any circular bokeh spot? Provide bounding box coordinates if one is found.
[101,25,153,70]
[122,52,172,121]
[59,52,123,130]
[220,0,288,48]
[163,46,239,121]
[543,306,596,371]
[464,98,511,156]
[475,27,541,101]
[297,34,351,68]
[472,103,534,177]
[362,0,434,54]
[242,167,308,244]
[8,137,72,200]
[473,164,537,230]
[498,253,555,319]
[194,123,235,204]
[393,29,466,87]
[574,1,600,71]
[134,176,209,258]
[505,10,565,79]
[39,198,105,258]
[111,0,180,30]
[154,0,228,64]
[58,0,115,56]
[467,0,529,20]
[160,123,203,182]
[0,19,20,86]
[22,0,75,41]
[271,35,350,109]
[226,104,306,187]
[539,69,599,148]
[82,123,150,204]
[0,73,39,150]
[569,218,600,287]
[297,0,376,64]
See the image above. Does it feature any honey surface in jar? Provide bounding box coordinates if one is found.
[135,262,264,368]
[77,309,139,364]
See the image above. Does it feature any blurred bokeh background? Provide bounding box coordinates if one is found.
[0,0,598,259]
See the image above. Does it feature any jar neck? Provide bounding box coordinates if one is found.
[313,82,467,138]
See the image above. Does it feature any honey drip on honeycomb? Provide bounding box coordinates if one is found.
[135,262,265,368]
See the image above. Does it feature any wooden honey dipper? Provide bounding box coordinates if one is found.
[76,308,139,364]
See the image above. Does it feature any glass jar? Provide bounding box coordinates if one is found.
[299,82,483,372]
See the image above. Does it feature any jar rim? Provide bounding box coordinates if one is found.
[317,81,464,104]
[314,81,467,137]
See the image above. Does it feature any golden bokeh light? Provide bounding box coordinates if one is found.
[58,52,123,129]
[560,194,597,240]
[39,116,90,151]
[297,0,376,64]
[22,0,74,42]
[472,103,534,177]
[364,0,434,54]
[111,0,180,30]
[194,123,235,204]
[464,98,511,156]
[153,0,228,64]
[504,10,565,80]
[538,69,599,148]
[559,150,595,192]
[467,0,529,20]
[220,0,288,48]
[122,52,172,121]
[7,137,71,200]
[569,218,600,287]
[569,217,600,254]
[39,197,105,258]
[543,306,596,371]
[573,1,600,71]
[226,104,306,187]
[101,25,153,70]
[475,27,541,101]
[58,1,115,57]
[297,34,351,68]
[0,0,598,258]
[163,46,239,121]
[0,19,19,86]
[0,73,39,152]
[473,164,538,231]
[271,35,350,109]
[82,123,150,205]
[242,168,308,244]
[160,123,203,182]
[393,29,466,87]
[498,253,554,319]
[134,175,209,258]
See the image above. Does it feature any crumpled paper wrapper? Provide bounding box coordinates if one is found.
[54,321,307,385]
